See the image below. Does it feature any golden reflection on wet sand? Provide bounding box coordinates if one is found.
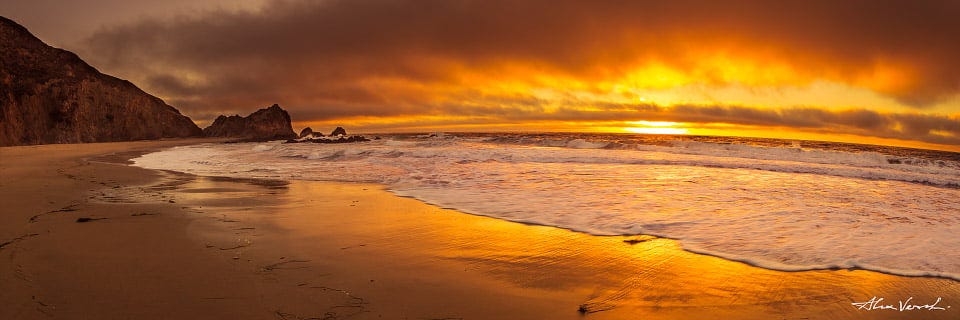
[176,176,958,320]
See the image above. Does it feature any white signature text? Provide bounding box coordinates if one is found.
[851,296,949,311]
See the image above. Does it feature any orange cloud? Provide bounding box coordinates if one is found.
[74,0,960,147]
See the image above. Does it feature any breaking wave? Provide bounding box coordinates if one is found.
[133,133,960,280]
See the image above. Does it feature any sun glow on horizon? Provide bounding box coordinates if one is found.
[296,115,960,153]
[143,41,958,151]
[624,121,690,135]
[143,30,960,153]
[625,127,689,135]
[49,0,958,151]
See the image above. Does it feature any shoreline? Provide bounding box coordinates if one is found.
[1,139,958,319]
[389,186,960,283]
[389,190,960,282]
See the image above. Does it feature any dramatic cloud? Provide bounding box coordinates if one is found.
[307,103,960,146]
[73,0,960,147]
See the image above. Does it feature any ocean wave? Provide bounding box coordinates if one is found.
[132,134,960,281]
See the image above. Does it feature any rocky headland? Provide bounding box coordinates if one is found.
[0,16,201,146]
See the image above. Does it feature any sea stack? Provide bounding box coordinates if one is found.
[203,104,297,141]
[0,16,202,146]
[299,127,321,138]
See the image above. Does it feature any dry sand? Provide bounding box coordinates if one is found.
[1,140,957,319]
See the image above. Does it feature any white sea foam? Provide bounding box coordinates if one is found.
[252,143,277,152]
[133,136,960,280]
[565,139,609,149]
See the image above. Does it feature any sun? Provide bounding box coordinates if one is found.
[624,121,689,135]
[625,127,689,135]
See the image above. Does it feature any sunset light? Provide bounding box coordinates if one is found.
[624,121,689,135]
[3,2,959,319]
[625,127,689,135]
[3,0,934,151]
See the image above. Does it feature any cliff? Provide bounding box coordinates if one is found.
[203,104,296,141]
[0,16,202,146]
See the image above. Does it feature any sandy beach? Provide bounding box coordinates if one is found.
[1,140,957,319]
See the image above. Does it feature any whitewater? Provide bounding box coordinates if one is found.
[133,133,960,280]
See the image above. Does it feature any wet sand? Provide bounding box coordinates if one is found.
[1,141,957,319]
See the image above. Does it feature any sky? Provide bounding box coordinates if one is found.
[2,0,959,150]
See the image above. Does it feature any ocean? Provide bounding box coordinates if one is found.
[133,133,960,280]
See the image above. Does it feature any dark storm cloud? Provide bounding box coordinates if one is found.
[298,102,960,146]
[468,104,960,145]
[75,0,960,145]
[660,106,960,145]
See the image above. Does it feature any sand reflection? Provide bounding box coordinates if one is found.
[173,177,958,319]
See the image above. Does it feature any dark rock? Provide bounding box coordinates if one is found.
[578,304,589,314]
[285,135,370,144]
[203,104,297,141]
[299,127,321,138]
[325,136,369,143]
[0,16,202,146]
[330,127,347,136]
